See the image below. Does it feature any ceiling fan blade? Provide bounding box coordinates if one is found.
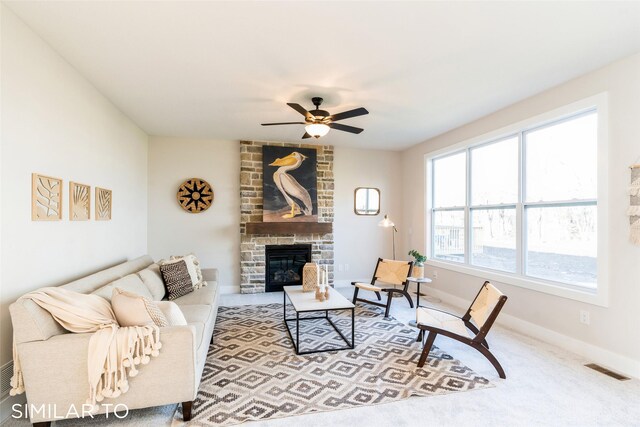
[329,123,364,134]
[329,107,369,122]
[287,103,314,120]
[261,122,305,126]
[302,132,312,139]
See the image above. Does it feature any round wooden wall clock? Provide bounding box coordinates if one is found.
[177,178,214,213]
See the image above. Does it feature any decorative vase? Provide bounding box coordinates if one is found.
[302,263,319,292]
[413,265,424,279]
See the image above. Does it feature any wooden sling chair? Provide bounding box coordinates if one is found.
[415,281,508,378]
[351,258,414,319]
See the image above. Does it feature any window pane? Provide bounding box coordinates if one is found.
[471,137,518,205]
[526,205,597,287]
[525,112,597,202]
[471,208,516,272]
[433,210,465,262]
[433,152,466,208]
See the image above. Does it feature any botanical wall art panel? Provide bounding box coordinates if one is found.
[177,178,214,213]
[95,187,112,221]
[69,182,90,221]
[629,165,640,245]
[32,173,63,221]
[262,146,318,223]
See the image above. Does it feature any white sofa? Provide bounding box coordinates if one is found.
[9,255,219,426]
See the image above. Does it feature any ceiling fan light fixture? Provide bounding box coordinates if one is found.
[305,123,330,138]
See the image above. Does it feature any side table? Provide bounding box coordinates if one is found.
[406,276,433,327]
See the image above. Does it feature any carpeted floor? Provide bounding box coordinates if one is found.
[178,303,492,426]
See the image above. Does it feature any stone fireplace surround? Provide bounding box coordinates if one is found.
[240,140,334,294]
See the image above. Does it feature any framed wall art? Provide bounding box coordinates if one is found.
[32,173,63,221]
[69,182,90,221]
[262,146,317,223]
[95,187,112,221]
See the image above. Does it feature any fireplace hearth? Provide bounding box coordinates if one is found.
[265,244,312,292]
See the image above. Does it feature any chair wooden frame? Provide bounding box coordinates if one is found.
[415,281,508,379]
[351,258,414,319]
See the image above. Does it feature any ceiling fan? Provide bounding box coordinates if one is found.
[261,97,369,139]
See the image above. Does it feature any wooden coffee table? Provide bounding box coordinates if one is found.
[283,286,355,355]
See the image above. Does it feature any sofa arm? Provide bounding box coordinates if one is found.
[18,325,198,423]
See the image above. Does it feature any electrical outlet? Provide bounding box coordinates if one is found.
[580,310,590,325]
[345,264,350,272]
[433,270,438,279]
[338,264,344,272]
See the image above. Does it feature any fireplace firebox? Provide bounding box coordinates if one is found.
[265,244,312,292]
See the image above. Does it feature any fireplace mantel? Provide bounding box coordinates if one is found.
[245,222,332,235]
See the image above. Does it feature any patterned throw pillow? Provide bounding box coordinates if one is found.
[170,253,208,289]
[159,260,194,300]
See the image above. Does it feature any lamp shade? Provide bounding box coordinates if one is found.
[378,214,395,227]
[305,123,330,138]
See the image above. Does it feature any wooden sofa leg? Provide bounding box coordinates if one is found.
[182,401,193,421]
[33,422,51,427]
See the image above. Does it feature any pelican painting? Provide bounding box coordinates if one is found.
[263,146,317,222]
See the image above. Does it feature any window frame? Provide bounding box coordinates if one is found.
[424,94,609,307]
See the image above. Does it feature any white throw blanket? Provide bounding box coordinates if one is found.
[10,287,161,411]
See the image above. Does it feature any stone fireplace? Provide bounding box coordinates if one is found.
[240,140,334,294]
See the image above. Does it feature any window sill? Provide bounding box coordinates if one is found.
[425,259,608,307]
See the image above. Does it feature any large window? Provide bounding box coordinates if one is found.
[429,109,599,291]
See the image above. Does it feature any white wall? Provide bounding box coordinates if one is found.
[401,53,640,376]
[147,137,240,292]
[0,6,148,365]
[333,147,403,285]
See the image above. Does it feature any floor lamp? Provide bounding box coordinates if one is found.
[378,214,397,259]
[378,214,401,296]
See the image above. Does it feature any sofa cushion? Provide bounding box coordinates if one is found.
[137,264,166,301]
[159,260,194,300]
[156,301,187,326]
[111,288,168,327]
[62,255,154,294]
[171,282,217,306]
[92,273,153,302]
[180,304,213,354]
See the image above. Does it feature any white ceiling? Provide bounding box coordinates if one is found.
[5,1,640,150]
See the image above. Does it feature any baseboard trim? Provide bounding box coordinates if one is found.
[219,285,241,295]
[427,288,640,379]
[1,392,26,423]
[333,280,353,289]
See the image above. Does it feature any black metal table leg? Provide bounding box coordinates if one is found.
[296,311,299,355]
[351,307,355,349]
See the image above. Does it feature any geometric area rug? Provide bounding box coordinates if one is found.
[175,303,493,426]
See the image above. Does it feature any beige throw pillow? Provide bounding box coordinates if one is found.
[156,301,188,326]
[111,288,168,327]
